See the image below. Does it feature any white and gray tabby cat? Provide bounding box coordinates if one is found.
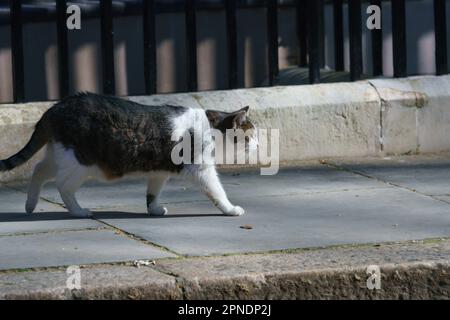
[0,93,258,218]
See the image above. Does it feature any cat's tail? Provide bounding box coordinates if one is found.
[0,113,51,172]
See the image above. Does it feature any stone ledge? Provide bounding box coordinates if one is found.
[1,75,450,183]
[369,75,450,155]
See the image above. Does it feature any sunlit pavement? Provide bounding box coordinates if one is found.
[1,153,450,271]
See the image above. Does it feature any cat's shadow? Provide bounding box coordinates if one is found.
[95,212,224,219]
[0,211,223,222]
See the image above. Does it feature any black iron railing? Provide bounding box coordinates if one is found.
[143,0,157,95]
[225,0,238,89]
[1,0,449,103]
[56,0,69,99]
[333,0,344,72]
[100,0,115,95]
[370,0,382,77]
[435,0,448,75]
[9,0,25,103]
[392,0,406,77]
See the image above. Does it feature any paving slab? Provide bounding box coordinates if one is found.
[2,156,450,265]
[17,166,388,210]
[96,187,450,256]
[328,154,450,196]
[0,187,103,235]
[0,229,175,270]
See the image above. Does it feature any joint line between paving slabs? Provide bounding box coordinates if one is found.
[321,161,450,207]
[92,218,182,257]
[1,182,182,256]
[0,226,108,238]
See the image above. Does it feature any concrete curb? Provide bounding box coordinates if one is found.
[1,75,450,183]
[1,239,450,299]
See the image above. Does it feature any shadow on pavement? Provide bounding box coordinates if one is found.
[0,211,223,222]
[94,212,224,219]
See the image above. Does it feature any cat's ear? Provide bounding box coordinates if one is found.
[205,110,225,128]
[238,106,249,113]
[206,107,250,130]
[230,106,249,129]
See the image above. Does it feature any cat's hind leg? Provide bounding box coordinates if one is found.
[185,165,244,216]
[54,145,91,217]
[147,173,169,216]
[25,144,56,213]
[56,165,91,217]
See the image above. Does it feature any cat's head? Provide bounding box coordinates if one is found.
[205,106,258,151]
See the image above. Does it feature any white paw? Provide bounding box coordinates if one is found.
[70,209,93,218]
[148,206,168,216]
[223,206,245,216]
[25,198,37,214]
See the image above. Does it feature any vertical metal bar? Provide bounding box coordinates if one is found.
[267,0,279,86]
[434,0,448,75]
[226,0,238,89]
[333,0,344,71]
[57,0,69,98]
[185,0,197,92]
[100,0,115,95]
[391,0,407,78]
[370,0,383,76]
[296,0,308,67]
[143,0,157,94]
[308,0,322,84]
[318,0,325,68]
[10,0,25,102]
[349,0,362,81]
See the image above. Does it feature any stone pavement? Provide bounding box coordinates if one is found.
[1,154,450,298]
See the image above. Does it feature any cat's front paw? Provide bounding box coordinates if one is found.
[223,206,245,216]
[148,206,168,216]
